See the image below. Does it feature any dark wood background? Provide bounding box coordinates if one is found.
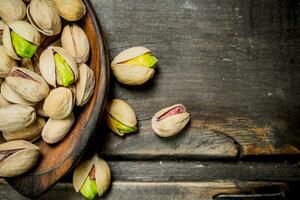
[1,0,300,199]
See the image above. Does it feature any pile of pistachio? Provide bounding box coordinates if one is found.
[0,0,96,178]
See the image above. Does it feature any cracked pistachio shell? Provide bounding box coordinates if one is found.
[61,24,90,64]
[0,140,40,177]
[0,105,36,132]
[42,113,74,144]
[39,46,78,87]
[3,117,45,142]
[73,154,111,197]
[27,0,61,36]
[52,0,86,21]
[43,87,74,119]
[0,0,26,23]
[5,67,49,102]
[0,92,10,107]
[105,99,137,136]
[76,64,95,106]
[1,81,35,106]
[3,20,40,60]
[111,47,156,85]
[0,46,17,78]
[152,104,190,137]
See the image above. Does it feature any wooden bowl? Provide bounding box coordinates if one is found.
[5,0,109,198]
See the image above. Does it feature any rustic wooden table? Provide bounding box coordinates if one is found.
[1,0,300,199]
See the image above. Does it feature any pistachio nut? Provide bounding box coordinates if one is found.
[152,104,190,137]
[27,0,62,36]
[0,92,10,107]
[0,0,26,23]
[3,20,40,60]
[0,140,40,177]
[0,104,36,133]
[42,113,74,144]
[39,46,78,87]
[76,64,95,106]
[105,99,138,136]
[52,0,86,21]
[0,45,17,78]
[61,24,90,64]
[111,47,158,85]
[43,87,74,119]
[3,117,45,142]
[73,154,111,199]
[1,81,35,106]
[5,67,49,102]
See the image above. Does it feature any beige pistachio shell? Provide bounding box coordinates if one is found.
[111,47,151,65]
[43,87,74,119]
[27,0,61,36]
[42,113,74,144]
[0,104,36,132]
[0,140,40,177]
[73,154,111,196]
[52,0,86,21]
[5,67,49,102]
[111,64,155,86]
[1,81,35,106]
[106,99,137,128]
[39,46,79,87]
[0,92,10,107]
[0,46,17,78]
[0,0,26,23]
[76,64,95,106]
[61,24,90,64]
[3,20,41,60]
[3,117,45,142]
[152,104,190,137]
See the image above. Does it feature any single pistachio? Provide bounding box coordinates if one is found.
[27,0,61,36]
[0,104,36,133]
[39,46,78,87]
[73,154,111,199]
[3,117,45,142]
[111,47,158,85]
[42,113,74,144]
[0,0,26,23]
[152,104,190,137]
[5,67,49,102]
[61,24,90,64]
[3,20,40,60]
[0,92,10,107]
[75,64,95,106]
[43,87,74,119]
[52,0,86,21]
[0,140,40,177]
[105,99,138,136]
[0,45,17,78]
[1,81,35,106]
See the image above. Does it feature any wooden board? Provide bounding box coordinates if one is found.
[4,0,109,198]
[90,0,300,158]
[0,181,287,200]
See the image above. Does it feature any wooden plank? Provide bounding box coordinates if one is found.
[0,181,287,200]
[90,0,300,157]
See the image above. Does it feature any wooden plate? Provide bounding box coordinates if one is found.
[5,0,109,198]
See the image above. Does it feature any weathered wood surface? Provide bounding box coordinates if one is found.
[0,181,287,200]
[90,0,300,158]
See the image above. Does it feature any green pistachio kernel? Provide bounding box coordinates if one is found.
[110,115,137,135]
[54,53,75,87]
[80,176,98,200]
[11,31,37,58]
[124,53,158,69]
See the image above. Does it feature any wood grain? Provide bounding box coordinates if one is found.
[5,0,109,198]
[0,181,287,200]
[91,0,300,158]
